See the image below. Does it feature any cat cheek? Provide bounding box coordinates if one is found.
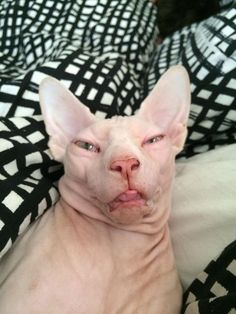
[64,152,89,182]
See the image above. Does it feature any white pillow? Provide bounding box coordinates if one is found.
[170,144,236,290]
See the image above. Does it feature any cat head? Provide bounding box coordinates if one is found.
[39,66,190,227]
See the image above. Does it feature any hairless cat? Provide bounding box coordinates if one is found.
[0,65,190,313]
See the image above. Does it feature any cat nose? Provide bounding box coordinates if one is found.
[110,158,140,178]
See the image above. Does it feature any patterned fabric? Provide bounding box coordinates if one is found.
[183,240,236,313]
[0,2,236,310]
[146,3,236,156]
[0,116,61,255]
[0,0,158,117]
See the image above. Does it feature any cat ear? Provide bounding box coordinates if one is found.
[39,77,96,162]
[137,65,191,153]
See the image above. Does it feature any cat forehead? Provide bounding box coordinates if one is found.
[82,115,160,141]
[92,115,149,133]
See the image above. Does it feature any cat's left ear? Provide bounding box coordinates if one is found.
[39,77,96,162]
[137,65,191,153]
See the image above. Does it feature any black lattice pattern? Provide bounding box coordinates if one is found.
[183,240,236,313]
[146,4,236,156]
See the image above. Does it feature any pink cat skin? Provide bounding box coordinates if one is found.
[0,65,190,313]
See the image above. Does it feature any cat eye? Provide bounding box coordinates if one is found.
[144,135,164,145]
[74,140,100,153]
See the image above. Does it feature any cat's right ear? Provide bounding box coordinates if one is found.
[39,77,96,162]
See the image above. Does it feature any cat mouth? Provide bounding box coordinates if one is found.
[108,190,146,212]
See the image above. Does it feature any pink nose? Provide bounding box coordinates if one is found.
[110,158,140,178]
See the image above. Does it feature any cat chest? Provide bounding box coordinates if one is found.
[0,249,176,314]
[0,239,179,313]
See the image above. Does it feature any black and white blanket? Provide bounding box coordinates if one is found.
[183,239,236,313]
[0,0,236,312]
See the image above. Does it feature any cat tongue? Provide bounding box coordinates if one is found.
[109,190,144,211]
[116,190,142,202]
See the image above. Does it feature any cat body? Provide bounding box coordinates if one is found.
[0,66,190,313]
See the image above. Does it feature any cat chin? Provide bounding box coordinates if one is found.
[104,204,153,225]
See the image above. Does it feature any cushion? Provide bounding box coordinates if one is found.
[171,144,236,290]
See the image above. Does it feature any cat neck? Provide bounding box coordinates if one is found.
[58,174,172,236]
[54,197,175,272]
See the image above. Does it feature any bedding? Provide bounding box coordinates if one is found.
[172,144,236,290]
[0,0,236,312]
[182,238,236,313]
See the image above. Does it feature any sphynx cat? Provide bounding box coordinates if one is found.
[0,65,190,313]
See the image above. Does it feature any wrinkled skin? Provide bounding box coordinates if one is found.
[0,66,190,313]
[62,116,175,227]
